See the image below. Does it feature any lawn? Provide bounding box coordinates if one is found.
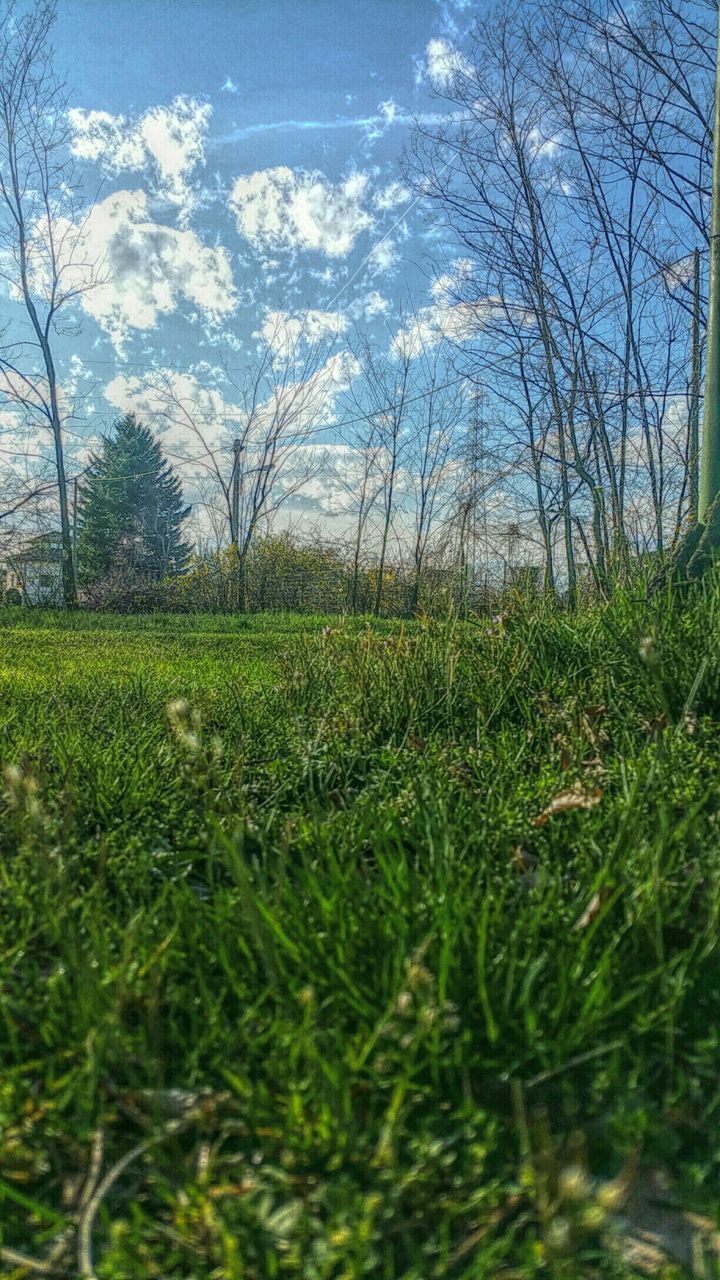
[1,587,720,1278]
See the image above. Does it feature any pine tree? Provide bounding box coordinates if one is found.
[77,414,191,585]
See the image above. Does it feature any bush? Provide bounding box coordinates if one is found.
[76,534,508,617]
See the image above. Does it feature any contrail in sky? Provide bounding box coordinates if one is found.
[211,111,451,146]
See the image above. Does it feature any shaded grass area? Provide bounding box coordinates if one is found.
[1,587,720,1277]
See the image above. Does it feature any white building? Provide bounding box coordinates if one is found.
[3,534,63,605]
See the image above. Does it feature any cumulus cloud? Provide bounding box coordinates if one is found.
[260,308,349,353]
[373,180,411,211]
[392,289,506,359]
[0,407,39,462]
[346,289,389,321]
[362,98,403,144]
[526,125,562,163]
[424,38,472,90]
[278,442,369,517]
[228,166,374,258]
[0,367,75,421]
[259,348,360,438]
[105,349,359,465]
[430,258,474,302]
[104,369,243,456]
[43,190,237,354]
[258,294,389,356]
[430,0,475,42]
[68,96,212,224]
[368,237,400,274]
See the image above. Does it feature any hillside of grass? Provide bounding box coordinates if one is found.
[1,584,720,1278]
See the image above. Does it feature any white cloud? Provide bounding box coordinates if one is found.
[258,294,389,355]
[362,98,403,144]
[368,237,399,274]
[260,308,349,353]
[431,258,474,302]
[0,367,75,421]
[68,108,146,169]
[663,254,695,292]
[0,407,38,464]
[258,349,360,438]
[228,166,374,258]
[282,443,366,516]
[44,190,237,354]
[431,0,475,42]
[105,350,359,460]
[392,290,506,359]
[373,180,410,211]
[68,96,212,224]
[104,369,243,455]
[424,38,472,90]
[392,259,499,355]
[346,289,389,321]
[526,125,562,162]
[379,99,399,126]
[221,77,239,94]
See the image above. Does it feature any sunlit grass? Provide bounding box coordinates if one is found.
[1,585,719,1277]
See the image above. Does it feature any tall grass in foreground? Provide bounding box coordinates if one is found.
[1,579,720,1276]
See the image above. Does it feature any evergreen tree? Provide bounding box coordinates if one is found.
[77,414,191,584]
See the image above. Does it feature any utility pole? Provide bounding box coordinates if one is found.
[470,393,480,600]
[71,476,78,579]
[231,439,243,549]
[688,247,701,525]
[230,439,243,610]
[699,3,720,527]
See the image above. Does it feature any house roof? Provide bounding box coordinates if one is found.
[10,534,63,566]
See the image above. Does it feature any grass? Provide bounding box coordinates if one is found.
[1,582,720,1277]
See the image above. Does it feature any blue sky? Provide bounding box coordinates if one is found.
[0,0,485,535]
[51,0,474,380]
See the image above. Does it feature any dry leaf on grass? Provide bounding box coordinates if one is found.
[582,754,605,774]
[573,890,605,931]
[531,782,602,827]
[640,712,668,736]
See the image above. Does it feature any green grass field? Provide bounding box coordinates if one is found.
[1,585,720,1278]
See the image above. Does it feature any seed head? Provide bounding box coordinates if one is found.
[395,990,413,1016]
[558,1164,589,1203]
[167,699,201,752]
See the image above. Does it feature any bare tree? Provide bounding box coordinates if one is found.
[403,0,706,594]
[347,326,413,616]
[0,0,103,606]
[403,339,465,614]
[336,407,384,614]
[143,317,353,608]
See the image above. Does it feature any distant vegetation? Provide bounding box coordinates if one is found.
[74,534,502,618]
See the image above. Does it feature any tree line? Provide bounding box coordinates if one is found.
[1,0,719,612]
[404,0,717,602]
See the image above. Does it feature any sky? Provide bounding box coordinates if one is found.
[0,0,485,542]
